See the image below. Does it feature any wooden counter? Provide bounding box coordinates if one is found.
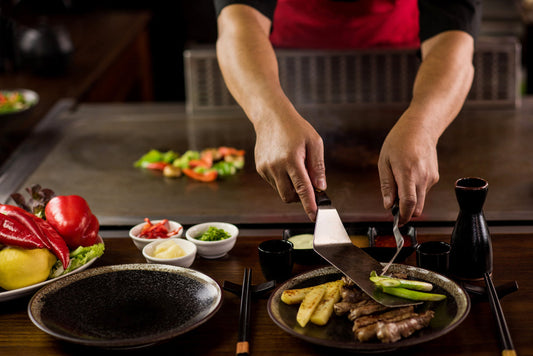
[0,231,531,355]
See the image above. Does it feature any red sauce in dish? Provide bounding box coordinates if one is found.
[374,235,412,248]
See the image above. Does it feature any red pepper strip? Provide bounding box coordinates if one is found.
[167,226,183,237]
[145,162,168,171]
[189,150,214,169]
[182,168,218,182]
[218,146,245,157]
[0,204,51,249]
[140,219,171,239]
[32,217,70,269]
[188,159,211,169]
[0,213,45,249]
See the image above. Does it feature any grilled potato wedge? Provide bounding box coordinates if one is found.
[281,280,342,305]
[296,285,327,327]
[310,280,343,326]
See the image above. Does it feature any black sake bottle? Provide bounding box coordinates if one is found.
[449,177,493,280]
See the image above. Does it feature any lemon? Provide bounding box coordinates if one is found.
[0,247,57,290]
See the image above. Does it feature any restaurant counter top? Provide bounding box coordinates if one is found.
[0,231,531,355]
[1,99,532,228]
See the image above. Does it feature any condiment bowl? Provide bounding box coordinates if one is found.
[185,222,238,259]
[129,219,183,250]
[282,225,416,264]
[142,238,197,268]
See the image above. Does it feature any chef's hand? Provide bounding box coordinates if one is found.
[378,117,440,225]
[253,112,326,221]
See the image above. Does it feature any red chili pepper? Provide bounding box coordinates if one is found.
[182,168,218,182]
[0,204,71,268]
[45,195,100,249]
[0,204,51,249]
[32,217,70,269]
[0,213,45,249]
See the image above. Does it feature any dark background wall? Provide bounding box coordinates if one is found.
[7,0,219,102]
[5,0,530,100]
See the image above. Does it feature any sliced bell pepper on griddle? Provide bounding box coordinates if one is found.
[182,167,218,182]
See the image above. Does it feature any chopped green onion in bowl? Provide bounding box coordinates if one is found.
[196,226,230,241]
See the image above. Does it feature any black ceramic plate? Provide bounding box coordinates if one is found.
[268,265,470,353]
[28,264,222,349]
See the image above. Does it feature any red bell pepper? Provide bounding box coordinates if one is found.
[182,168,218,182]
[45,195,100,249]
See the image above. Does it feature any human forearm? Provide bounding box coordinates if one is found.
[378,31,475,222]
[216,4,296,127]
[403,30,475,142]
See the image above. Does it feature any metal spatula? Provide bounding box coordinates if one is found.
[313,190,420,307]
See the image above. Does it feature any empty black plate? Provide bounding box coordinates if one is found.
[28,264,222,349]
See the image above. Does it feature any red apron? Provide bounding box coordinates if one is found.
[269,0,419,49]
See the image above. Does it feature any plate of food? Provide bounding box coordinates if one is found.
[267,265,470,352]
[0,189,104,302]
[0,89,39,116]
[28,264,223,349]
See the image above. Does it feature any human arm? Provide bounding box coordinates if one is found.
[215,3,326,220]
[378,30,475,225]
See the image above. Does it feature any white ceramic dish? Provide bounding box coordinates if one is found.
[142,238,196,268]
[185,222,238,259]
[129,219,183,250]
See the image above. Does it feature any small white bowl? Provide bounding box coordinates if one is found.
[129,219,183,250]
[185,222,238,259]
[142,238,197,268]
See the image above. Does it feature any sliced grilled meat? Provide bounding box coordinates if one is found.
[354,311,417,342]
[340,285,368,303]
[334,299,369,316]
[352,306,415,330]
[348,300,389,320]
[376,310,435,343]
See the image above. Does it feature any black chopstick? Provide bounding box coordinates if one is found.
[484,272,517,356]
[236,268,252,356]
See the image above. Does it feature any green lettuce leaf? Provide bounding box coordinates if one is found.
[49,243,105,278]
